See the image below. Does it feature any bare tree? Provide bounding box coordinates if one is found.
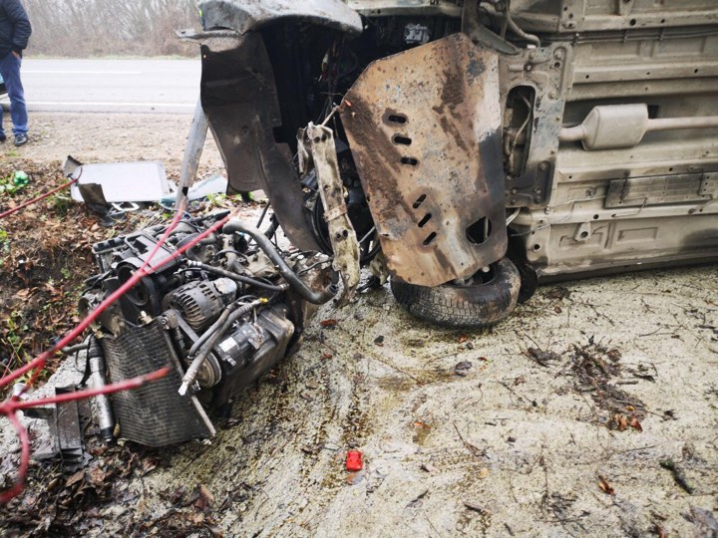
[23,0,199,57]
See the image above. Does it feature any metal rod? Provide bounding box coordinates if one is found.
[646,116,718,132]
[560,113,718,143]
[176,98,209,208]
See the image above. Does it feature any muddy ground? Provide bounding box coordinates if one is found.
[1,113,717,537]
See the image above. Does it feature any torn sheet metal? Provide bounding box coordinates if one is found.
[201,33,321,252]
[199,0,362,36]
[347,0,463,17]
[69,161,172,204]
[340,33,508,287]
[299,124,361,306]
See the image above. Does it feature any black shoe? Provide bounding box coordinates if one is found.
[0,133,6,143]
[14,133,28,147]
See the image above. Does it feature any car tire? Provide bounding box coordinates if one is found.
[390,258,521,328]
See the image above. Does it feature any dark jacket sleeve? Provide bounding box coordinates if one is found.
[6,0,32,53]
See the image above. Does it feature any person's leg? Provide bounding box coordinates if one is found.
[0,53,28,139]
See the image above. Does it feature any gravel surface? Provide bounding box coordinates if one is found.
[0,112,224,180]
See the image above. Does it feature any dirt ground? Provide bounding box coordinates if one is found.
[0,112,224,179]
[1,113,717,537]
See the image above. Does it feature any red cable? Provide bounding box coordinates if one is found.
[0,412,29,504]
[0,205,235,502]
[3,205,233,393]
[0,178,79,220]
[0,204,184,391]
[5,367,170,413]
[0,367,171,504]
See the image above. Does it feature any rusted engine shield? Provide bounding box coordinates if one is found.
[341,34,507,287]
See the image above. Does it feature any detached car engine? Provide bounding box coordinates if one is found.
[79,212,335,446]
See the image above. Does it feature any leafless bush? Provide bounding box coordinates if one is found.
[23,0,199,57]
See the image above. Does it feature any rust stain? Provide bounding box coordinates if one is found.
[341,34,508,287]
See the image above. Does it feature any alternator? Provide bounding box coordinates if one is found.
[163,278,237,331]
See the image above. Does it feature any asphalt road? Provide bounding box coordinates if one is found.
[1,58,200,114]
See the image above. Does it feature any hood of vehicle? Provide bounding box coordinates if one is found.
[199,0,363,35]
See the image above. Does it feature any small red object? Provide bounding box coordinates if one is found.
[346,450,363,472]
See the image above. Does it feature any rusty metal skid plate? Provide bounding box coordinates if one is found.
[340,34,507,287]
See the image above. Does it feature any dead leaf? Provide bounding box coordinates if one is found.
[142,458,159,475]
[321,352,333,360]
[420,463,437,474]
[320,319,338,328]
[478,468,490,479]
[613,414,628,431]
[65,470,85,488]
[598,475,615,495]
[629,416,643,432]
[89,467,106,486]
[464,502,490,514]
[194,484,215,511]
[458,335,468,344]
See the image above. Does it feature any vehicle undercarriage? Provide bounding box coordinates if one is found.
[70,0,718,446]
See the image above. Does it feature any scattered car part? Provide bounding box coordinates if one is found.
[24,386,91,471]
[198,32,321,252]
[346,450,363,472]
[86,337,115,443]
[391,258,521,328]
[77,212,336,446]
[69,161,172,204]
[299,123,361,305]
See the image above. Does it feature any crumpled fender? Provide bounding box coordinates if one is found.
[199,0,363,35]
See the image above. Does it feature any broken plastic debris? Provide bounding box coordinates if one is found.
[0,170,29,195]
[346,450,363,472]
[160,174,228,207]
[13,171,29,187]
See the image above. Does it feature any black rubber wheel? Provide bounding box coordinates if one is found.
[390,258,521,328]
